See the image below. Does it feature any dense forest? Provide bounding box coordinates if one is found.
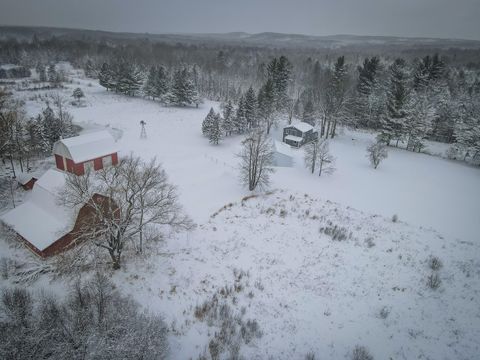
[1,30,480,166]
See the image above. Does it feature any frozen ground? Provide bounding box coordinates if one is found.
[1,68,480,359]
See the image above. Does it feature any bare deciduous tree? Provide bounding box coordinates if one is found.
[238,130,274,191]
[62,155,193,269]
[305,138,335,176]
[0,273,169,359]
[366,141,388,169]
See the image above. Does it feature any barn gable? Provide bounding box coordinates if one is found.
[53,130,119,174]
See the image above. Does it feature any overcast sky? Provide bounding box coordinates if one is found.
[1,0,479,40]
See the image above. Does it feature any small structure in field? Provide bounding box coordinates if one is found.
[16,171,42,190]
[282,122,318,148]
[53,130,119,175]
[273,140,294,167]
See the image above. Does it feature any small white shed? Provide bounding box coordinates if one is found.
[273,140,294,167]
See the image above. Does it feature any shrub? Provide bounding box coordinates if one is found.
[427,273,441,290]
[320,224,349,241]
[428,256,443,271]
[352,345,374,360]
[305,352,316,360]
[392,214,398,223]
[378,306,390,319]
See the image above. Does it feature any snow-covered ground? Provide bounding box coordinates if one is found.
[2,68,480,359]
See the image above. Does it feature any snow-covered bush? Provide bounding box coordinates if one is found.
[428,256,443,271]
[427,272,442,290]
[320,224,350,241]
[366,141,388,169]
[352,345,374,360]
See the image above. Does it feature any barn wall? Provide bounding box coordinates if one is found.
[94,157,103,170]
[111,153,118,166]
[55,154,65,170]
[74,162,85,176]
[66,158,75,173]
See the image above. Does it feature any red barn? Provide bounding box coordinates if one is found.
[1,130,120,258]
[53,130,119,175]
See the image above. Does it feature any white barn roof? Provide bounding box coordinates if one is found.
[1,169,75,251]
[53,130,118,163]
[286,122,314,133]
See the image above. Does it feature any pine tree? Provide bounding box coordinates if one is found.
[48,64,60,86]
[244,87,257,129]
[208,113,223,145]
[144,65,158,99]
[167,68,199,106]
[380,58,411,146]
[41,105,61,149]
[222,100,235,136]
[99,62,114,91]
[72,88,85,103]
[202,108,216,136]
[257,79,276,134]
[234,96,248,134]
[154,65,169,101]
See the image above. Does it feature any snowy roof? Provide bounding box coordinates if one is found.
[53,130,119,163]
[285,135,303,143]
[16,170,42,185]
[274,140,293,156]
[1,169,75,251]
[286,122,314,133]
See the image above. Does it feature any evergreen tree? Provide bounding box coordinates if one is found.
[167,68,199,106]
[37,64,47,82]
[41,105,61,150]
[47,64,61,86]
[380,58,411,146]
[208,113,223,145]
[222,100,235,136]
[257,78,276,134]
[143,65,158,99]
[234,96,248,134]
[99,62,114,91]
[244,86,257,129]
[202,107,216,136]
[72,88,85,103]
[154,65,169,101]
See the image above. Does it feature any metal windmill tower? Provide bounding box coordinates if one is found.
[140,120,147,139]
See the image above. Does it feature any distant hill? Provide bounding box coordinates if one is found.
[1,25,480,50]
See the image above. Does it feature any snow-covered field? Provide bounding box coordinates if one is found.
[2,68,480,359]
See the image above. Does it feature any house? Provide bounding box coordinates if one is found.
[282,122,318,148]
[0,130,120,258]
[273,140,294,167]
[53,130,119,175]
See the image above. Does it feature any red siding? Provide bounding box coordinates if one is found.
[55,154,64,170]
[21,178,37,190]
[94,157,103,170]
[66,158,75,173]
[111,153,118,166]
[74,162,85,176]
